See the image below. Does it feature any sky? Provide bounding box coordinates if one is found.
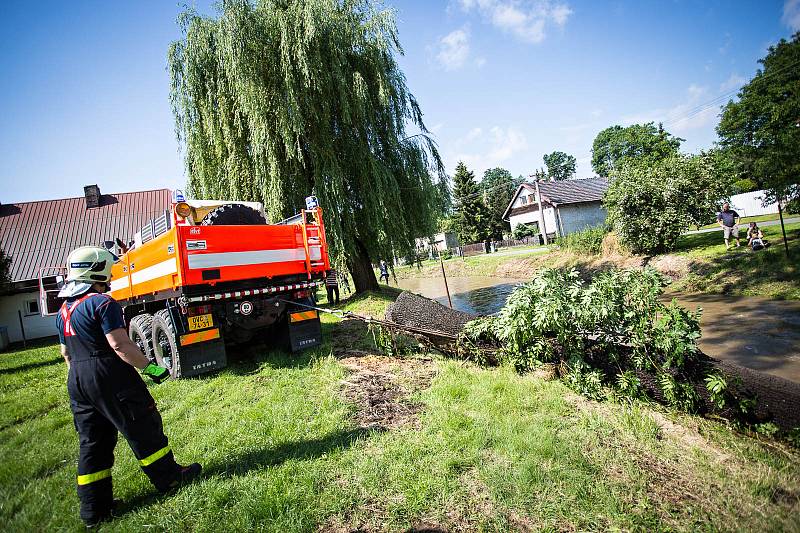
[0,0,798,204]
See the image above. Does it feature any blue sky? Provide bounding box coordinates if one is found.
[1,1,798,203]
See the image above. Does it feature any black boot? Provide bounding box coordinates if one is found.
[157,463,202,493]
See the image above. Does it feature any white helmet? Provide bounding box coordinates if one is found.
[58,246,116,298]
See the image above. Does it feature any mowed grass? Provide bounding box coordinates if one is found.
[696,212,791,230]
[1,290,799,530]
[669,221,800,299]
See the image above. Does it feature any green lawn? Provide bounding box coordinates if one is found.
[668,221,800,299]
[697,212,789,230]
[1,290,799,530]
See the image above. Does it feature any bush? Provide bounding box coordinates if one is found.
[512,222,538,240]
[555,225,608,255]
[734,178,758,193]
[604,154,731,254]
[439,249,453,260]
[460,267,754,415]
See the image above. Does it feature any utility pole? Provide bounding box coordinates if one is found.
[533,177,549,245]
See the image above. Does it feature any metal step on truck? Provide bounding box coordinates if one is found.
[39,192,330,378]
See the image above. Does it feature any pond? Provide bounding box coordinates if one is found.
[396,276,525,315]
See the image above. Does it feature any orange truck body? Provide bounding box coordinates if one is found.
[109,211,329,302]
[105,200,331,377]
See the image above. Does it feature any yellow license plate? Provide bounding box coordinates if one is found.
[188,313,213,331]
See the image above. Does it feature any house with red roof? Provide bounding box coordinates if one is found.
[0,185,171,344]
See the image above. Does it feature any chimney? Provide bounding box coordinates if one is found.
[84,185,101,209]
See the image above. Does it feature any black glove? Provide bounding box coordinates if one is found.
[142,363,171,384]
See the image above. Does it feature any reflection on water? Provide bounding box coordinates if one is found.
[395,276,525,315]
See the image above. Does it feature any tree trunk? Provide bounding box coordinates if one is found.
[348,238,379,293]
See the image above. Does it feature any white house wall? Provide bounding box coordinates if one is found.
[728,190,779,218]
[0,291,58,343]
[509,206,557,234]
[557,203,607,235]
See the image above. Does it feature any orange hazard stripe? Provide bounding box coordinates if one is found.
[180,328,221,346]
[290,310,318,323]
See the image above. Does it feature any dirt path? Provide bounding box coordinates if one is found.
[668,293,800,383]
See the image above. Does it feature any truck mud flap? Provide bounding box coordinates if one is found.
[288,310,322,351]
[179,338,227,377]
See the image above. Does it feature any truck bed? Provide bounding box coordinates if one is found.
[109,221,328,303]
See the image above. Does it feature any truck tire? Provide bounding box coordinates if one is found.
[201,204,266,226]
[129,313,155,362]
[152,309,181,378]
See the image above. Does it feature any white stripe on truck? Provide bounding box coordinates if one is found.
[187,247,321,270]
[131,258,178,285]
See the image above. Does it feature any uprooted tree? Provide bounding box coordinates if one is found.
[168,0,445,292]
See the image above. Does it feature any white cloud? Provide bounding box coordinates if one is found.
[445,125,529,176]
[719,73,746,92]
[784,0,800,30]
[550,4,573,26]
[436,28,471,70]
[458,0,572,43]
[620,84,721,133]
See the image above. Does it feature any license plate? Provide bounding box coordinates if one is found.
[188,313,213,331]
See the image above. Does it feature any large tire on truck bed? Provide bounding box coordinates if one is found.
[129,313,155,362]
[200,204,266,226]
[152,309,181,378]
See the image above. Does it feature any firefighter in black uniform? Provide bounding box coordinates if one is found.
[57,246,201,526]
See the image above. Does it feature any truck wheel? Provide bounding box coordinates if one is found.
[152,310,181,378]
[129,314,154,362]
[200,204,266,226]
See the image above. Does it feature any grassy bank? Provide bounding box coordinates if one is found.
[393,222,800,300]
[1,290,799,530]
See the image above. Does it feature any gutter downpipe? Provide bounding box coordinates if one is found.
[534,180,549,245]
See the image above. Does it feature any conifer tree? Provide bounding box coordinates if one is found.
[452,162,490,244]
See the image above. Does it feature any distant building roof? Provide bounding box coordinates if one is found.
[503,177,609,220]
[0,188,171,283]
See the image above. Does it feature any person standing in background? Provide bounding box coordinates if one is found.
[717,202,741,250]
[325,268,340,305]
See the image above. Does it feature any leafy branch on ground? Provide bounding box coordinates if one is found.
[458,267,772,433]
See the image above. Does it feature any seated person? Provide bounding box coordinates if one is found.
[746,222,767,250]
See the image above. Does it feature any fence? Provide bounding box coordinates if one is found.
[451,236,541,258]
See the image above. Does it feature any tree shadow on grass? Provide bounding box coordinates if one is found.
[115,428,373,517]
[0,356,62,376]
[204,427,373,478]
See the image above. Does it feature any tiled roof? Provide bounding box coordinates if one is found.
[503,177,609,220]
[524,177,609,205]
[0,189,171,282]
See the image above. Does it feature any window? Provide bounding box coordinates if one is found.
[24,299,40,316]
[519,196,528,205]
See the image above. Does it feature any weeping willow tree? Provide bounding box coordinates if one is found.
[168,0,445,291]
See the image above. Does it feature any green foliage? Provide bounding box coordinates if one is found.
[168,0,444,290]
[461,267,717,414]
[733,178,758,194]
[512,222,539,240]
[480,167,518,239]
[439,248,452,260]
[452,162,492,244]
[717,33,800,206]
[704,373,728,410]
[754,422,780,438]
[590,122,683,177]
[604,153,733,254]
[786,198,800,215]
[0,249,11,290]
[543,151,577,181]
[555,225,608,255]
